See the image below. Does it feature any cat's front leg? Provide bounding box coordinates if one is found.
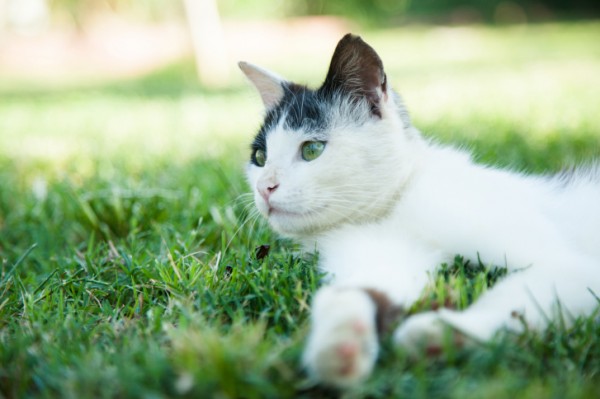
[393,275,531,356]
[394,256,600,356]
[303,287,378,387]
[303,232,440,385]
[303,286,401,387]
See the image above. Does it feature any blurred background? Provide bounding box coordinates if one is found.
[1,0,599,193]
[1,1,599,85]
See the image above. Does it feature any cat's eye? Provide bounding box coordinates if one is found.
[254,149,266,167]
[301,141,326,162]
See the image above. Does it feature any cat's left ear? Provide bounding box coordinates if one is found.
[239,61,286,109]
[320,34,388,118]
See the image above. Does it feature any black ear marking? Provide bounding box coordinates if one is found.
[319,34,388,118]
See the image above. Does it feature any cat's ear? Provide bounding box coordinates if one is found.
[238,61,286,109]
[320,34,388,118]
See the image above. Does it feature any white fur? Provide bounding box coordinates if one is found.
[245,74,600,387]
[238,61,286,109]
[302,287,379,387]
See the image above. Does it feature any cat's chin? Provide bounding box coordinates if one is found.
[265,208,324,237]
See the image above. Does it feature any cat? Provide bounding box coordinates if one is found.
[239,33,600,388]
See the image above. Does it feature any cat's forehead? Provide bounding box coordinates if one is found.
[279,84,328,132]
[252,84,330,151]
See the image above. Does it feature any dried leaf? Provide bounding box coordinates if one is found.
[254,244,271,260]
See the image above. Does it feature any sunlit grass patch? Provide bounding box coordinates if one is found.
[0,21,599,398]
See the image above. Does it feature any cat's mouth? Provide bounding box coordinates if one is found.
[268,206,301,217]
[265,205,322,236]
[268,205,315,219]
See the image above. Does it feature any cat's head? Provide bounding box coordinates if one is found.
[240,34,419,238]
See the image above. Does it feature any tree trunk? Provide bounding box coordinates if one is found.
[182,0,229,88]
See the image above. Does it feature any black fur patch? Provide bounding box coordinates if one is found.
[250,83,329,166]
[320,34,387,118]
[281,83,329,132]
[249,34,397,166]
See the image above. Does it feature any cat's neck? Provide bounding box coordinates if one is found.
[297,127,436,246]
[302,135,478,252]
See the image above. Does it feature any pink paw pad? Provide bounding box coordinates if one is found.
[336,342,359,376]
[351,320,368,334]
[336,342,359,359]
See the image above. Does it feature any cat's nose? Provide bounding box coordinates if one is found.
[259,183,279,202]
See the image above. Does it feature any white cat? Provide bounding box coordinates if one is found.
[239,34,600,388]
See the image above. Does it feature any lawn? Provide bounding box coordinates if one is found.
[1,21,599,398]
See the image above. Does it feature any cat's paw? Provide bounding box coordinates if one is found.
[393,311,465,358]
[393,311,444,357]
[395,309,494,358]
[303,288,379,388]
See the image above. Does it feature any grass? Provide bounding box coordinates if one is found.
[1,21,600,398]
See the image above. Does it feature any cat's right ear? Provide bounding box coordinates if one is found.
[238,61,286,109]
[320,34,388,118]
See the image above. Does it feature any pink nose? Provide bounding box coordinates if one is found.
[259,183,279,202]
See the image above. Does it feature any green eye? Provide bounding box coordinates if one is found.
[254,149,266,167]
[301,141,326,162]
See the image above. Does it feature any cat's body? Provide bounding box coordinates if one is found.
[240,34,600,387]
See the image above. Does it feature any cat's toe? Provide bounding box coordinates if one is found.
[303,317,378,387]
[393,311,457,358]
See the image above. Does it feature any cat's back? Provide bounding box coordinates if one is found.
[542,164,600,260]
[386,144,592,263]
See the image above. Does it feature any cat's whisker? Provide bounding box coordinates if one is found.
[205,192,266,253]
[220,202,268,255]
